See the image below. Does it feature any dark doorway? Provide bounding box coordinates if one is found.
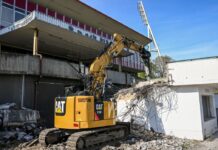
[36,82,64,127]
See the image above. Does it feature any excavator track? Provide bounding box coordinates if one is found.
[39,128,65,146]
[66,125,129,150]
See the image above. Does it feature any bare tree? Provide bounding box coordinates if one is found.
[151,55,173,78]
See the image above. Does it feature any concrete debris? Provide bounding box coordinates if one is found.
[0,103,43,149]
[114,78,169,102]
[0,103,40,127]
[0,103,17,110]
[101,129,193,150]
[14,129,194,150]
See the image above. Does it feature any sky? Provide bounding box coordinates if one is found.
[81,0,218,60]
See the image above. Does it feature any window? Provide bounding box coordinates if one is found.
[15,12,25,21]
[2,3,14,26]
[202,95,215,121]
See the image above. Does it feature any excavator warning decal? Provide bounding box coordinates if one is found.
[55,97,66,116]
[95,102,104,120]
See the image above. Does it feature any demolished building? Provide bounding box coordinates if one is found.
[117,56,218,140]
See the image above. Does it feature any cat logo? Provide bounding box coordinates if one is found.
[55,98,66,116]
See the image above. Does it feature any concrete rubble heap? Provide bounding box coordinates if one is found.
[0,103,43,149]
[114,78,173,124]
[102,128,193,150]
[15,127,193,150]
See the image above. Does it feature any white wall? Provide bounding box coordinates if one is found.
[168,58,218,86]
[162,86,204,140]
[117,86,207,140]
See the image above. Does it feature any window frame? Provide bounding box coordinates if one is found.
[202,95,215,122]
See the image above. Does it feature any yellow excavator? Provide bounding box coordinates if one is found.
[39,33,151,150]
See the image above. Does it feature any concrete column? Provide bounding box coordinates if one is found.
[118,57,122,72]
[79,61,84,74]
[33,29,39,56]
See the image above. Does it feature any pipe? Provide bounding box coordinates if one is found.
[32,29,42,109]
[21,75,25,108]
[0,43,1,55]
[33,28,43,77]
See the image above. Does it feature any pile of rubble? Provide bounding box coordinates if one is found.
[114,78,169,102]
[15,127,194,150]
[0,103,43,149]
[102,128,193,150]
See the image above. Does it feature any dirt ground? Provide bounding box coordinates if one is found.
[189,131,218,150]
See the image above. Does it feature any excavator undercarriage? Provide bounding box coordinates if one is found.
[39,124,129,150]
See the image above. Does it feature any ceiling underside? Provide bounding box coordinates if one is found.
[29,0,151,46]
[0,19,132,61]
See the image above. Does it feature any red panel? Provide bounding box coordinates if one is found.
[48,9,55,17]
[56,13,63,21]
[97,30,101,36]
[85,25,90,31]
[72,19,78,26]
[3,0,14,5]
[79,22,84,29]
[103,32,107,38]
[38,5,46,14]
[91,27,96,34]
[15,0,25,9]
[65,16,71,24]
[107,34,112,39]
[27,1,36,12]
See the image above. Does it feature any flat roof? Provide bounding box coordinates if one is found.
[169,56,218,64]
[29,0,151,45]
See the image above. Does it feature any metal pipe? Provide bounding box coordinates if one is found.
[33,28,43,77]
[0,43,2,54]
[21,75,25,108]
[33,28,39,56]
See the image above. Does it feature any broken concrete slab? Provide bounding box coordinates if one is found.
[0,103,40,127]
[0,103,17,110]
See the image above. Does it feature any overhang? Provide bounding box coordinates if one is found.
[29,0,151,45]
[0,12,133,61]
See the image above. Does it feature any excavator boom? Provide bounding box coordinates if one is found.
[88,33,151,100]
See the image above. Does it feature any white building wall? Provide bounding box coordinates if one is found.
[161,86,204,140]
[168,58,218,86]
[117,86,213,140]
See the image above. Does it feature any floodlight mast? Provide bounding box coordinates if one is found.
[137,0,161,57]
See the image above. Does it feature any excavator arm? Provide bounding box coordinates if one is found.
[88,33,151,100]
